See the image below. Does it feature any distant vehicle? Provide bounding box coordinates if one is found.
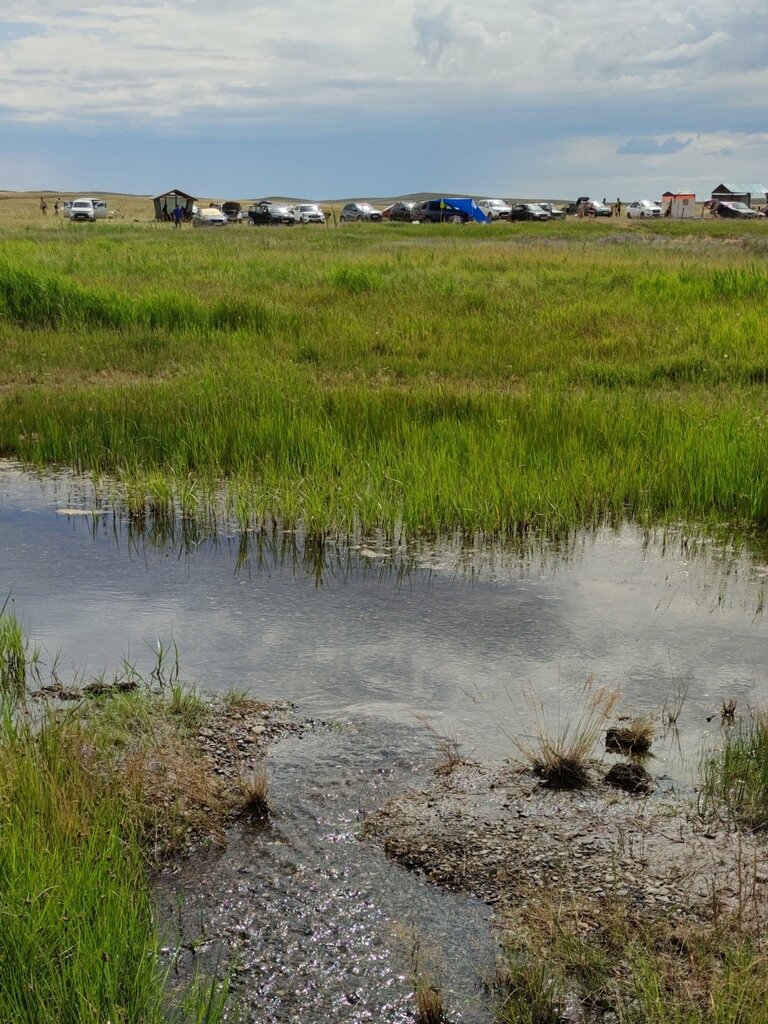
[509,203,551,222]
[715,201,765,219]
[586,200,612,217]
[477,198,511,220]
[413,200,470,224]
[69,198,108,222]
[340,202,383,222]
[387,201,417,222]
[61,201,72,216]
[627,200,661,219]
[294,203,326,224]
[538,203,565,219]
[192,206,229,227]
[248,202,294,226]
[221,201,243,223]
[563,196,592,215]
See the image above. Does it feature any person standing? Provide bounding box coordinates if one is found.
[616,197,622,216]
[172,205,184,229]
[40,196,47,215]
[54,197,60,216]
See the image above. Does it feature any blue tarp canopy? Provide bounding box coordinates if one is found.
[441,197,489,223]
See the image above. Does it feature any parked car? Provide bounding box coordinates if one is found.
[538,203,565,219]
[69,198,108,222]
[340,202,383,222]
[388,201,418,222]
[627,200,661,219]
[714,201,765,219]
[294,203,326,224]
[413,200,470,224]
[509,203,551,222]
[221,201,243,223]
[248,202,294,226]
[563,196,591,215]
[586,200,612,217]
[477,198,511,220]
[192,206,229,227]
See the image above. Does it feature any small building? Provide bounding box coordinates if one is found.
[153,188,196,222]
[660,191,696,219]
[710,183,767,207]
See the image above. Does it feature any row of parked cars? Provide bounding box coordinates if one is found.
[346,199,569,223]
[193,201,328,227]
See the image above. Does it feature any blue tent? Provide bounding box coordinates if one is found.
[441,197,489,223]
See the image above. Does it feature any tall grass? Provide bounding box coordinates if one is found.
[0,608,28,699]
[3,224,768,537]
[0,612,228,1023]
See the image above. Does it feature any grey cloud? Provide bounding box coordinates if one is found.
[413,6,459,64]
[617,136,692,155]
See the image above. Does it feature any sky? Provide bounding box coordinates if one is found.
[0,0,767,200]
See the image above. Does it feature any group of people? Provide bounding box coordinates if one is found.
[39,196,62,216]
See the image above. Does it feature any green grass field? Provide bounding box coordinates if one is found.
[2,214,768,537]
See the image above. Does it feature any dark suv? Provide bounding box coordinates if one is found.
[248,202,294,226]
[414,200,469,224]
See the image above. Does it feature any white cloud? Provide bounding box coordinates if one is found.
[0,0,765,126]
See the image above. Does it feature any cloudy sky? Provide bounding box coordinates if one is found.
[1,0,766,199]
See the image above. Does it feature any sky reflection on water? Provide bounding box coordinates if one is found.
[2,460,767,776]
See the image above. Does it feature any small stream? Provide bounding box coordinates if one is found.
[158,722,496,1023]
[3,459,768,1020]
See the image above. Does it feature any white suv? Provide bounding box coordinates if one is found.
[69,198,108,222]
[627,200,661,219]
[477,198,511,220]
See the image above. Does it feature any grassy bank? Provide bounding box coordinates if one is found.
[0,614,230,1023]
[2,220,768,536]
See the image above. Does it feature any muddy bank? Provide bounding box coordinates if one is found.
[363,760,768,928]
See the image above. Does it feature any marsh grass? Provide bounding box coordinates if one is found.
[0,607,29,699]
[700,711,768,831]
[496,892,768,1024]
[0,612,229,1021]
[513,678,621,787]
[3,225,768,537]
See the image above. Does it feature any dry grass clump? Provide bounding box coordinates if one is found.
[513,678,621,788]
[605,715,655,756]
[239,764,270,817]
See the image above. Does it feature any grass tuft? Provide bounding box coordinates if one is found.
[513,678,621,788]
[605,715,655,755]
[239,764,270,817]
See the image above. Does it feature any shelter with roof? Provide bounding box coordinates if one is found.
[711,183,767,206]
[153,188,196,221]
[660,191,696,219]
